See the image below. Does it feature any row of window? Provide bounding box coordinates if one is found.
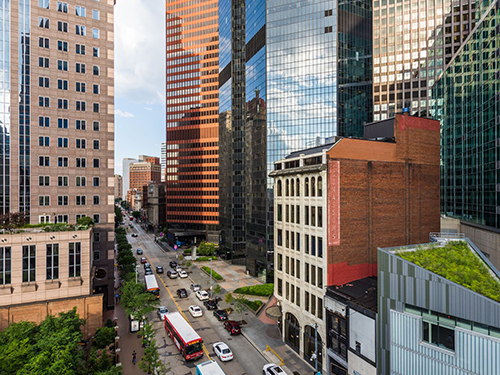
[0,244,81,285]
[276,176,323,197]
[38,137,101,150]
[39,77,100,94]
[38,98,102,113]
[277,230,324,258]
[39,117,100,131]
[277,278,324,319]
[38,17,101,39]
[39,0,100,19]
[39,195,102,209]
[39,156,102,168]
[38,175,102,187]
[277,204,323,227]
[39,38,100,59]
[277,254,324,288]
[39,58,101,76]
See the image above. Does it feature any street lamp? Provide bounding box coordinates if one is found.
[311,323,321,375]
[210,257,213,298]
[135,265,139,284]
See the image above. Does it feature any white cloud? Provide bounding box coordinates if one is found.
[144,107,153,111]
[115,0,165,105]
[115,109,135,118]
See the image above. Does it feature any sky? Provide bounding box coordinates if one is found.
[114,0,166,175]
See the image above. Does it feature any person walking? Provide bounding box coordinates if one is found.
[132,350,137,365]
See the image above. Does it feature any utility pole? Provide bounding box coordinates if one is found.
[135,265,139,284]
[210,257,213,298]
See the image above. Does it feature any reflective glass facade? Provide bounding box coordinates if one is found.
[19,0,29,215]
[434,0,500,228]
[0,1,10,214]
[165,0,219,229]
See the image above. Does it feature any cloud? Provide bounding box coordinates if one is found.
[115,0,165,105]
[115,109,135,118]
[144,107,153,111]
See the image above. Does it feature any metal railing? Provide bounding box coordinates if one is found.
[265,345,285,366]
[429,232,465,243]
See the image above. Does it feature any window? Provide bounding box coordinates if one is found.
[58,118,68,128]
[318,267,323,288]
[57,1,68,12]
[76,196,86,205]
[39,57,50,68]
[305,262,309,282]
[57,196,69,205]
[57,79,68,90]
[39,196,50,206]
[296,287,300,307]
[285,205,289,222]
[76,138,86,149]
[94,251,100,261]
[93,84,100,94]
[94,232,100,242]
[93,158,100,168]
[76,176,86,187]
[39,0,49,9]
[76,5,86,17]
[57,21,68,32]
[311,295,316,315]
[57,99,68,109]
[76,25,86,36]
[57,176,68,186]
[58,60,68,71]
[311,265,316,286]
[318,207,323,227]
[76,120,86,130]
[325,26,333,33]
[311,207,316,226]
[76,44,86,55]
[423,321,455,351]
[305,291,310,312]
[277,229,282,246]
[57,137,68,148]
[305,234,309,254]
[22,245,36,282]
[0,247,11,285]
[57,215,69,223]
[277,180,282,196]
[39,136,50,147]
[76,82,86,92]
[277,278,282,296]
[296,233,300,251]
[39,17,50,28]
[93,121,100,131]
[305,178,309,196]
[318,237,323,258]
[76,158,87,168]
[93,214,100,223]
[39,116,50,127]
[311,177,316,197]
[58,157,68,167]
[76,101,86,111]
[277,204,282,221]
[312,235,316,256]
[39,96,50,107]
[296,206,300,224]
[296,259,300,279]
[92,28,99,39]
[46,244,59,280]
[76,63,86,73]
[93,66,100,76]
[277,254,282,271]
[93,46,100,57]
[318,176,323,196]
[317,298,323,319]
[305,206,309,225]
[39,37,50,48]
[69,243,81,278]
[93,103,100,113]
[57,40,68,51]
[38,176,50,186]
[93,195,100,205]
[92,9,100,20]
[93,177,100,187]
[76,214,87,221]
[39,156,50,166]
[39,77,50,88]
[325,9,333,16]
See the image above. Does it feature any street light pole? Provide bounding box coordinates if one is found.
[210,257,213,298]
[135,265,139,284]
[314,323,319,374]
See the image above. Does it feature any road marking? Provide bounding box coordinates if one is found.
[144,253,212,360]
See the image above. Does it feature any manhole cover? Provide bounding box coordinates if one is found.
[266,326,281,340]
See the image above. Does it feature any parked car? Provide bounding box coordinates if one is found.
[131,233,138,238]
[156,266,164,274]
[179,270,188,278]
[189,305,203,318]
[213,342,233,362]
[195,290,210,301]
[144,267,153,276]
[213,309,229,321]
[175,266,183,273]
[157,306,168,320]
[190,284,201,292]
[136,248,143,255]
[223,320,241,335]
[169,261,178,268]
[262,364,285,375]
[140,257,147,264]
[167,270,178,279]
[204,299,217,310]
[176,288,188,298]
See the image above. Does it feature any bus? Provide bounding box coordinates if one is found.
[144,274,159,298]
[164,312,204,361]
[196,360,226,375]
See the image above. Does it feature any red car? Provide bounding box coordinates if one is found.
[224,320,241,335]
[140,257,147,264]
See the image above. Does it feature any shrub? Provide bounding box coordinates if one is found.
[94,326,116,349]
[201,266,223,281]
[233,283,274,297]
[195,256,218,262]
[239,298,263,311]
[198,242,216,256]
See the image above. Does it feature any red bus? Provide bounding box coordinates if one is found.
[164,312,204,361]
[144,275,160,298]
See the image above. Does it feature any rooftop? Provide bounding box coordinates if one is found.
[0,223,92,234]
[327,277,378,313]
[395,240,500,302]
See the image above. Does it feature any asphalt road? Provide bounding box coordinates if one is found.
[125,218,268,375]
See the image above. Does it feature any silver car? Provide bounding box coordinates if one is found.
[157,306,169,320]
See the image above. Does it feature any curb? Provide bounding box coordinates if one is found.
[241,332,269,362]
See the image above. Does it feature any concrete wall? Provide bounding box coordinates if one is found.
[348,353,376,375]
[349,311,376,363]
[459,223,500,272]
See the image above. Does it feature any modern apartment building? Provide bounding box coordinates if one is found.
[165,0,219,231]
[0,0,116,308]
[378,235,500,375]
[372,0,476,119]
[433,0,500,270]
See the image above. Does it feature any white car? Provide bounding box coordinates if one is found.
[179,270,188,278]
[263,364,285,375]
[176,266,183,273]
[190,283,201,292]
[195,290,210,301]
[188,305,203,318]
[157,306,169,320]
[213,342,233,362]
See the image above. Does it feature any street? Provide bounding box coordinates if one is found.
[125,219,269,375]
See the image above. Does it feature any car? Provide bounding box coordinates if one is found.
[175,266,183,273]
[190,284,201,292]
[213,342,233,362]
[176,288,188,298]
[130,225,134,228]
[144,262,151,269]
[213,309,229,321]
[136,248,143,255]
[195,290,210,301]
[144,267,153,276]
[224,320,241,335]
[140,257,147,264]
[204,299,218,310]
[179,270,188,278]
[167,270,178,279]
[262,364,285,375]
[129,216,134,220]
[131,233,138,238]
[188,305,203,318]
[156,266,164,274]
[157,306,169,320]
[169,261,178,268]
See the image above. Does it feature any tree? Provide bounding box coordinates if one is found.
[185,260,192,269]
[114,206,123,226]
[76,216,95,227]
[0,212,27,232]
[139,322,169,375]
[234,297,247,323]
[224,292,234,305]
[119,280,159,319]
[132,211,141,220]
[213,284,222,301]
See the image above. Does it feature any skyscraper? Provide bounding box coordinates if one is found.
[165,0,219,231]
[161,141,166,182]
[122,157,137,200]
[0,0,115,307]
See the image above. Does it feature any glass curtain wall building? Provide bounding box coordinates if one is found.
[165,0,219,231]
[434,0,500,228]
[373,0,476,120]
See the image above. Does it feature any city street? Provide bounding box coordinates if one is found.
[125,218,269,375]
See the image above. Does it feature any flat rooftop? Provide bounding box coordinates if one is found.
[327,277,377,313]
[394,240,500,303]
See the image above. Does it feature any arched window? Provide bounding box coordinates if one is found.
[305,178,309,196]
[286,179,289,196]
[304,325,323,368]
[317,176,323,197]
[285,312,300,353]
[311,177,316,197]
[277,180,282,196]
[296,178,300,196]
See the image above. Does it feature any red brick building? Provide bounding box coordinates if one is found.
[326,114,441,285]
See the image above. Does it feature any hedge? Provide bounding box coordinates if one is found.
[201,266,223,281]
[234,283,274,297]
[195,256,218,262]
[240,298,263,311]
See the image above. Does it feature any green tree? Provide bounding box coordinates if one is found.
[224,292,234,305]
[234,297,247,322]
[76,216,95,227]
[139,322,169,375]
[0,321,37,374]
[114,206,123,226]
[185,260,192,269]
[94,326,116,349]
[120,280,159,319]
[132,211,141,220]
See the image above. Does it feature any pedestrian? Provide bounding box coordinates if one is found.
[132,350,137,365]
[115,293,119,303]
